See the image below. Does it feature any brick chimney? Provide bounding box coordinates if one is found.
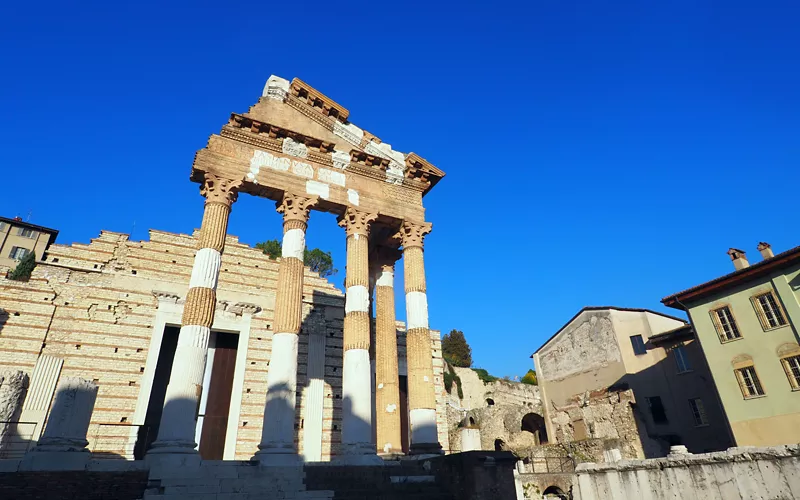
[728,248,749,270]
[757,242,774,260]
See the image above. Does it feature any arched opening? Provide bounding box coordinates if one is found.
[486,398,495,407]
[494,438,505,451]
[521,412,548,445]
[468,416,475,426]
[543,485,567,499]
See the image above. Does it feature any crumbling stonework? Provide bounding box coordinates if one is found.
[0,371,29,454]
[549,388,649,460]
[446,367,542,454]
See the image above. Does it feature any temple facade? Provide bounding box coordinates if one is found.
[0,74,450,463]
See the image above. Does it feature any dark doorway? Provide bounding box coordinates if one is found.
[521,412,548,445]
[136,325,180,459]
[399,375,409,453]
[199,332,239,459]
[494,438,505,451]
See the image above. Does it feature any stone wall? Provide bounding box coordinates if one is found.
[0,229,448,460]
[548,387,653,460]
[573,444,800,500]
[0,470,148,500]
[446,367,541,454]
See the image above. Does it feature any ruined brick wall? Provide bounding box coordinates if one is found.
[548,388,650,460]
[0,229,448,460]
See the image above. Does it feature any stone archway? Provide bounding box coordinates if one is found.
[542,485,567,499]
[521,412,548,445]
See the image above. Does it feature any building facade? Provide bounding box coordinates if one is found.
[663,243,800,447]
[0,229,449,461]
[0,216,58,269]
[532,306,732,458]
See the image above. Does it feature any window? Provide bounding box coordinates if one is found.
[17,227,37,239]
[735,366,765,398]
[781,355,800,390]
[710,306,741,342]
[646,396,668,424]
[630,335,647,355]
[8,246,30,260]
[673,346,691,373]
[752,291,787,330]
[0,222,6,232]
[688,398,708,426]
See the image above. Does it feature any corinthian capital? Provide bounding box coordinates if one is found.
[276,192,319,229]
[394,221,432,249]
[200,173,243,207]
[337,208,378,237]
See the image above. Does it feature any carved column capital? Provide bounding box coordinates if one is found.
[200,173,243,207]
[394,221,432,249]
[337,208,378,237]
[276,193,319,230]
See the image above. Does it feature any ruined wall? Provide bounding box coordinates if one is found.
[548,388,652,460]
[446,367,541,454]
[0,229,448,460]
[573,444,800,500]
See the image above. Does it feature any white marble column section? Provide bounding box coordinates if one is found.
[256,193,317,464]
[149,174,240,456]
[302,327,326,462]
[36,377,98,452]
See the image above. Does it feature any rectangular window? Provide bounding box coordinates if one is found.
[646,396,668,424]
[688,398,708,426]
[781,355,800,390]
[17,227,37,239]
[752,292,787,330]
[711,306,741,342]
[630,335,647,355]
[673,345,691,373]
[0,222,6,232]
[735,366,765,398]
[8,246,30,260]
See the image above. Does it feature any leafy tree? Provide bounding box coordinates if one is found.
[255,239,281,260]
[8,251,36,281]
[303,248,337,278]
[442,329,472,368]
[521,369,538,386]
[255,240,338,278]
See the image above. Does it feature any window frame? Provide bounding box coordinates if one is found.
[688,398,708,427]
[17,227,37,239]
[780,354,800,391]
[8,246,30,260]
[710,305,742,343]
[751,291,788,331]
[630,334,647,356]
[734,364,766,399]
[673,345,692,374]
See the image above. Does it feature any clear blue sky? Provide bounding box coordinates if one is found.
[2,1,798,378]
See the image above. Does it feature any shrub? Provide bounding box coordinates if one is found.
[521,369,538,385]
[472,368,498,385]
[8,251,36,281]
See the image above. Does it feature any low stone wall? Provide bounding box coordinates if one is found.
[0,470,148,500]
[573,444,800,500]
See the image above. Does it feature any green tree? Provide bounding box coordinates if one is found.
[254,240,338,278]
[303,248,337,278]
[8,251,36,281]
[442,329,472,368]
[521,369,538,386]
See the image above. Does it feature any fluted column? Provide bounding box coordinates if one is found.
[373,247,403,456]
[256,193,318,464]
[396,221,442,455]
[337,208,381,463]
[149,174,241,456]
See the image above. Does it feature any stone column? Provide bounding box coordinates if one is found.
[373,248,403,456]
[20,377,98,470]
[149,174,241,456]
[396,221,442,454]
[337,208,381,463]
[0,371,29,455]
[256,193,318,464]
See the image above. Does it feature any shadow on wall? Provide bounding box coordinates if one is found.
[608,348,735,457]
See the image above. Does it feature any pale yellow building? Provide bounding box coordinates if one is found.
[663,243,800,447]
[0,216,58,269]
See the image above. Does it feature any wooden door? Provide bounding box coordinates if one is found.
[199,332,238,459]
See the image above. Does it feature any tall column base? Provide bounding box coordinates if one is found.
[409,408,442,456]
[339,349,380,465]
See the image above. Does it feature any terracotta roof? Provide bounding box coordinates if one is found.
[531,306,687,357]
[662,245,800,310]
